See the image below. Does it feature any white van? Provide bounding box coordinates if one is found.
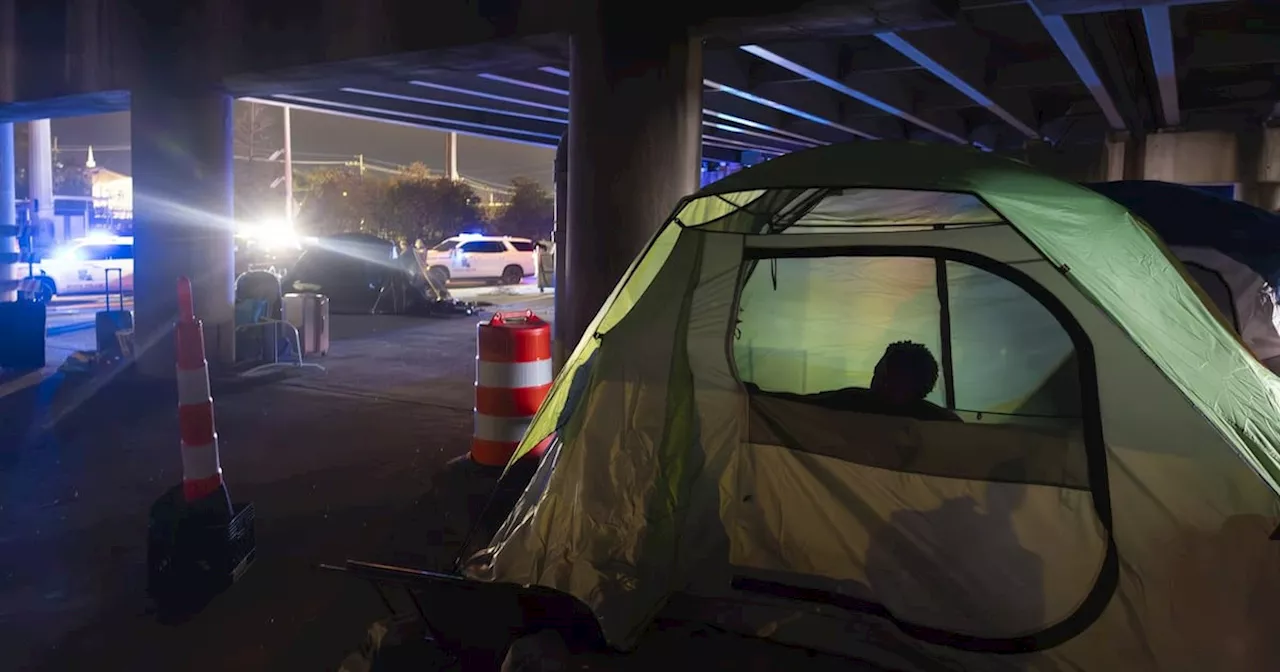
[25,235,134,303]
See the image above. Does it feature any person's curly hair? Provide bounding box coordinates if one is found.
[881,340,940,400]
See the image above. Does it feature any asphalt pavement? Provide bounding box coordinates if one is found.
[0,284,885,671]
[37,279,541,333]
[44,295,134,334]
[0,292,551,671]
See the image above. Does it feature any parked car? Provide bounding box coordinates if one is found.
[23,234,133,303]
[423,234,536,284]
[281,234,400,314]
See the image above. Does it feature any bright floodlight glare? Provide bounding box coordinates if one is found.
[243,217,301,251]
[52,245,80,261]
[258,217,292,231]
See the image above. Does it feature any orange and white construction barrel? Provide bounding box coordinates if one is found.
[175,276,225,503]
[473,311,553,466]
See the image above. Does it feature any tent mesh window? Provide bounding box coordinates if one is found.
[735,255,1083,434]
[729,252,1104,640]
[679,188,1004,233]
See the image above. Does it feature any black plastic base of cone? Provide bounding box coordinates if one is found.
[146,484,256,623]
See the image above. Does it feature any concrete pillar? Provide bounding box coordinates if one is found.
[552,133,567,372]
[1142,130,1238,185]
[1100,132,1140,182]
[1,122,17,302]
[131,87,236,376]
[28,119,54,234]
[1258,127,1280,212]
[564,4,703,350]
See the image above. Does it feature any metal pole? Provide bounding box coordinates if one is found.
[283,105,293,221]
[446,132,459,181]
[552,133,567,372]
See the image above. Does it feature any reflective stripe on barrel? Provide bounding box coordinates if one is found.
[176,305,223,502]
[472,312,552,466]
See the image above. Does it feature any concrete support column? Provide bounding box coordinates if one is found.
[552,133,567,372]
[1259,127,1280,212]
[131,87,236,376]
[1100,132,1139,181]
[564,4,703,350]
[1,123,17,302]
[1142,130,1238,186]
[28,119,54,232]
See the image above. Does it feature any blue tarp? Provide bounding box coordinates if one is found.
[1085,180,1280,286]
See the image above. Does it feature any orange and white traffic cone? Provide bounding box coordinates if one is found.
[147,276,255,621]
[174,276,231,510]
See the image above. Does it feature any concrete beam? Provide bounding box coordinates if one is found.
[465,56,834,145]
[497,65,820,149]
[697,0,961,43]
[741,42,970,143]
[275,90,566,141]
[700,91,845,144]
[339,86,569,125]
[406,79,570,114]
[704,49,891,141]
[1185,34,1280,69]
[1029,0,1231,15]
[701,144,750,164]
[0,91,131,123]
[991,60,1079,90]
[1027,0,1125,131]
[1141,5,1179,128]
[249,93,754,163]
[420,66,812,152]
[875,28,1041,139]
[747,42,922,87]
[249,95,560,147]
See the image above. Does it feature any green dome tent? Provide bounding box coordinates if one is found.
[466,142,1280,671]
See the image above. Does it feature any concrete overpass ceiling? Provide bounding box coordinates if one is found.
[694,0,962,44]
[229,0,1275,167]
[4,0,1274,156]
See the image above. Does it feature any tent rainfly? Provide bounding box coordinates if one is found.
[1086,180,1280,375]
[465,142,1280,671]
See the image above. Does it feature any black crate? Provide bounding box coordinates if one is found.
[147,486,256,621]
[224,502,257,584]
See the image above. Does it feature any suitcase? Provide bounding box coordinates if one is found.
[95,267,134,361]
[283,293,329,356]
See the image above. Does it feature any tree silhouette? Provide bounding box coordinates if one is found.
[491,177,553,240]
[233,101,279,160]
[233,101,286,220]
[53,162,91,197]
[294,162,485,242]
[296,167,386,236]
[372,163,485,244]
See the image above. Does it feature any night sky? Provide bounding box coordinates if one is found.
[48,106,556,189]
